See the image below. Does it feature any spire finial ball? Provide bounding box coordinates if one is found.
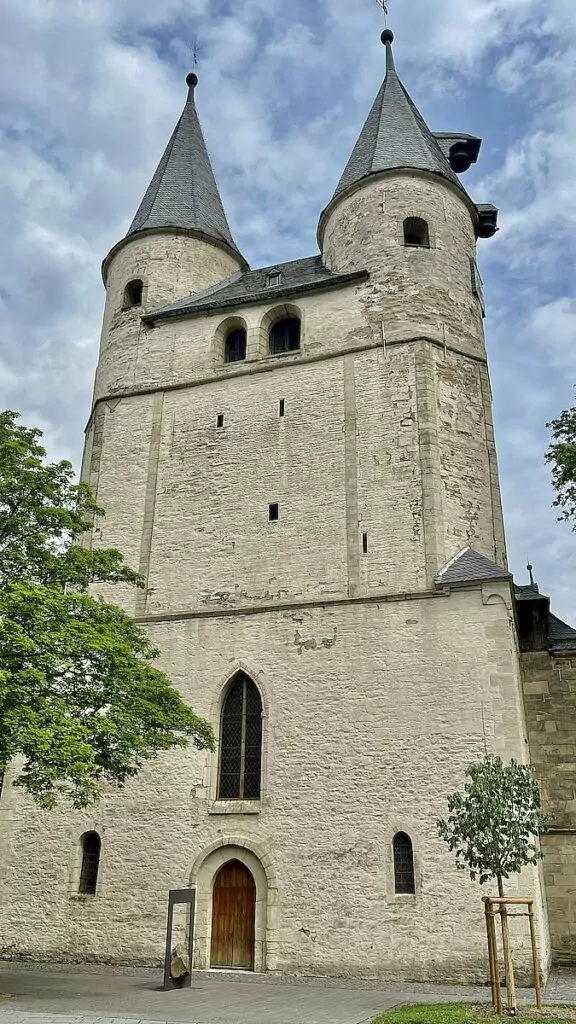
[186,72,199,89]
[381,29,394,45]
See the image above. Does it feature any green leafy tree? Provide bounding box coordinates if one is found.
[547,398,576,530]
[437,755,545,897]
[0,410,214,809]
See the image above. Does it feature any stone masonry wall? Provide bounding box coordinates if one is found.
[84,338,503,617]
[522,652,576,962]
[0,586,549,980]
[95,232,243,401]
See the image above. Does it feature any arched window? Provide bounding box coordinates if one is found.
[79,831,101,895]
[225,328,247,363]
[123,279,143,309]
[218,674,263,800]
[393,832,415,894]
[269,317,301,356]
[403,217,430,248]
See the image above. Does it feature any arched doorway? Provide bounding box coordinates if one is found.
[210,860,256,970]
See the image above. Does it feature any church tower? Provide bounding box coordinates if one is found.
[0,31,553,981]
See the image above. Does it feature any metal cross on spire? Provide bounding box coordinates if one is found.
[374,0,390,20]
[191,38,202,67]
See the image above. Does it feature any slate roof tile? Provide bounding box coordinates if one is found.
[548,614,576,652]
[146,256,368,322]
[333,37,469,202]
[435,547,511,586]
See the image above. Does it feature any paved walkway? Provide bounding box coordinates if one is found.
[0,963,574,1024]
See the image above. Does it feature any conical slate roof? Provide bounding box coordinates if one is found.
[333,31,465,201]
[126,73,243,260]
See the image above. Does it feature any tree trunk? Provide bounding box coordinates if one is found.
[498,876,517,1013]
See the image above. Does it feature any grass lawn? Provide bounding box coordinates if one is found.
[372,1004,576,1024]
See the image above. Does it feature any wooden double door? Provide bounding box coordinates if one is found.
[210,860,256,970]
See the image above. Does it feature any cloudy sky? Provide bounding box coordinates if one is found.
[1,0,575,621]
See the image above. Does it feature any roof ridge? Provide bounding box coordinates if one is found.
[146,258,367,322]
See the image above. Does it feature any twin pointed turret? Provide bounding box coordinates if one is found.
[122,72,245,266]
[114,28,494,279]
[333,31,469,201]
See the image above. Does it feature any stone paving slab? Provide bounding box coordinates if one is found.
[0,964,574,1024]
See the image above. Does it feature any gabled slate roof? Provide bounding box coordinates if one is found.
[126,74,244,261]
[332,32,467,202]
[515,583,547,602]
[435,547,511,587]
[548,614,576,653]
[515,584,576,653]
[145,256,368,323]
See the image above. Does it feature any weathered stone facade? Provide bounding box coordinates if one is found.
[0,589,550,979]
[0,32,572,981]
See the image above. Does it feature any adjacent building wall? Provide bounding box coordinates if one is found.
[522,651,576,962]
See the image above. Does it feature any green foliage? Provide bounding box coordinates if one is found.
[372,1006,476,1024]
[547,400,576,530]
[372,1007,570,1024]
[437,755,545,891]
[0,410,214,808]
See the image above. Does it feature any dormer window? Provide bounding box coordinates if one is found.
[266,272,282,288]
[123,279,143,309]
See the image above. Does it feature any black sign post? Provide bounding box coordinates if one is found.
[163,888,196,991]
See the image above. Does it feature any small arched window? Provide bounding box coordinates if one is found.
[218,674,263,800]
[269,317,301,356]
[403,217,430,248]
[393,832,415,894]
[225,328,247,364]
[79,831,101,895]
[123,279,143,309]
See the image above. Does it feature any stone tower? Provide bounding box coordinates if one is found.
[0,30,555,980]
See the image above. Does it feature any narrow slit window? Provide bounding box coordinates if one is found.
[79,831,101,895]
[218,674,263,800]
[269,503,279,522]
[362,533,368,554]
[279,399,285,418]
[217,414,225,429]
[393,832,415,895]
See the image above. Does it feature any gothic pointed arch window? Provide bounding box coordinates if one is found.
[218,674,263,800]
[393,832,415,894]
[79,831,101,895]
[403,217,430,248]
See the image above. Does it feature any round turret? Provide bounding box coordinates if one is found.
[93,74,247,402]
[317,32,485,358]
